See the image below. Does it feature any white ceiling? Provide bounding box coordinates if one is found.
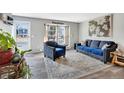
[13,13,109,23]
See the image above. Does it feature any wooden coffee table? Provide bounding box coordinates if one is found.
[111,51,124,66]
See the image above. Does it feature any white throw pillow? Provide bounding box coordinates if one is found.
[101,44,110,50]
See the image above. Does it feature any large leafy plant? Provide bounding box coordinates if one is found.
[0,31,16,51]
[12,47,32,78]
[0,30,32,78]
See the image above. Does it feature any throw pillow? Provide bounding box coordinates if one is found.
[86,40,92,47]
[90,41,100,48]
[101,44,110,50]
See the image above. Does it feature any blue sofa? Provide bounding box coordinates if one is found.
[76,40,118,63]
[44,41,66,61]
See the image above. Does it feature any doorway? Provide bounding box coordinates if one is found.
[13,21,31,50]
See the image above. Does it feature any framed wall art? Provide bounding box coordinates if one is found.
[89,15,113,37]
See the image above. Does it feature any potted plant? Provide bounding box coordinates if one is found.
[11,47,32,78]
[0,30,16,65]
[0,29,32,78]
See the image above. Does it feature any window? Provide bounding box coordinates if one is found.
[45,24,70,46]
[16,25,28,38]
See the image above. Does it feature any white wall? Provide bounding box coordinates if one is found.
[0,13,13,33]
[0,20,12,33]
[79,14,124,47]
[13,16,79,51]
[113,14,124,47]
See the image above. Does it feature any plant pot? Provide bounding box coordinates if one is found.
[0,49,14,65]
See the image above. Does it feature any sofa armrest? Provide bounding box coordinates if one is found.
[103,48,113,58]
[44,44,55,57]
[104,44,118,52]
[57,45,66,55]
[103,44,118,62]
[76,43,81,46]
[57,45,66,51]
[47,46,55,50]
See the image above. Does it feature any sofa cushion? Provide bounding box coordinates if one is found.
[86,40,92,47]
[90,41,100,48]
[99,41,109,48]
[99,41,108,48]
[91,48,103,56]
[83,46,94,52]
[55,48,64,55]
[77,45,85,50]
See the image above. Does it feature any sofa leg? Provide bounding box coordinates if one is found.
[44,54,46,57]
[104,61,107,64]
[53,57,55,61]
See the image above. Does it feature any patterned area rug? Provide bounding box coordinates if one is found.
[43,50,112,79]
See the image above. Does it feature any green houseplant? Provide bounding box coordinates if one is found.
[0,30,16,65]
[0,29,32,78]
[12,47,32,78]
[0,30,16,51]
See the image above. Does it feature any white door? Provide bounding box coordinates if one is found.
[13,21,31,50]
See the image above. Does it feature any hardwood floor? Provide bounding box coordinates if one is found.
[80,65,124,79]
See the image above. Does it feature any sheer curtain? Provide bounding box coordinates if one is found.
[44,24,70,47]
[64,26,70,46]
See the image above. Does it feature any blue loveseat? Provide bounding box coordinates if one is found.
[76,40,118,63]
[44,41,66,61]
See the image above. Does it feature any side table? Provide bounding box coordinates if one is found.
[111,51,124,66]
